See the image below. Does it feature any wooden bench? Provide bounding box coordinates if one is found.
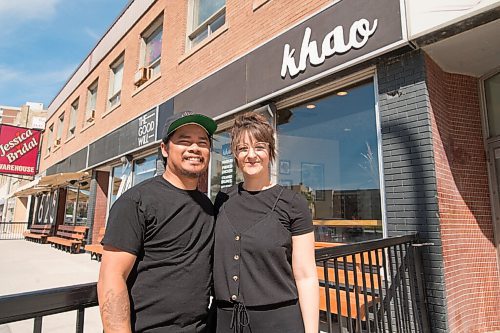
[84,227,105,261]
[318,265,380,320]
[319,287,377,321]
[47,225,88,253]
[317,266,379,290]
[23,224,53,244]
[316,242,383,325]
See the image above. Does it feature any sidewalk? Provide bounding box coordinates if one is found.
[0,240,101,333]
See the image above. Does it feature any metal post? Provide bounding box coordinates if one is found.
[33,316,42,333]
[73,183,80,226]
[412,244,431,333]
[76,308,85,333]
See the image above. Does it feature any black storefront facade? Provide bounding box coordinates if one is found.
[40,0,453,331]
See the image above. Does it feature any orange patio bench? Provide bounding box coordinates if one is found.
[84,227,105,261]
[47,225,88,254]
[23,224,53,244]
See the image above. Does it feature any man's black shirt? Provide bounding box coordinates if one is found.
[102,176,214,332]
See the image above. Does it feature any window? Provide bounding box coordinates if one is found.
[85,80,98,123]
[68,99,78,137]
[110,163,131,208]
[109,154,157,209]
[210,130,243,201]
[137,17,163,84]
[209,81,382,243]
[188,0,226,48]
[46,124,53,154]
[108,55,124,109]
[132,154,157,186]
[64,180,90,225]
[56,113,64,145]
[483,72,500,256]
[277,81,382,243]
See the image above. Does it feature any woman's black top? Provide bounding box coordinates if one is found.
[213,183,313,307]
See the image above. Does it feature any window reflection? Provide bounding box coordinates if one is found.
[277,81,382,243]
[110,163,130,207]
[109,154,157,208]
[210,131,243,201]
[133,155,157,186]
[64,181,90,226]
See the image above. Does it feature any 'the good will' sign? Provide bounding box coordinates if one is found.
[0,125,41,176]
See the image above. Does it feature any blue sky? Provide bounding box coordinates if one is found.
[0,0,129,108]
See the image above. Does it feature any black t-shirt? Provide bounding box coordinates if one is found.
[102,175,214,333]
[214,183,313,236]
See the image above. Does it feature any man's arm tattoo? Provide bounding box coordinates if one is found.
[100,289,130,330]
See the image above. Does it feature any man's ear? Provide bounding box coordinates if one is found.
[160,142,169,159]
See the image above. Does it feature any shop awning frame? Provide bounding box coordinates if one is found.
[11,172,90,197]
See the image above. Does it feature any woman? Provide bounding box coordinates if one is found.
[213,112,319,333]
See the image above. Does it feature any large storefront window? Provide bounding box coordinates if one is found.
[109,153,157,208]
[277,81,382,243]
[132,155,157,186]
[64,181,90,225]
[110,163,130,207]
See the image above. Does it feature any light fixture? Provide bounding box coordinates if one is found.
[336,91,348,96]
[306,104,316,109]
[120,154,133,164]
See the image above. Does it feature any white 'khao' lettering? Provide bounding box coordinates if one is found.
[281,18,378,78]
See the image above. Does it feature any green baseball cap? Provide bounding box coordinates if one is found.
[162,111,217,140]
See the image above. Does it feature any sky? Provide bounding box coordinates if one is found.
[0,0,129,109]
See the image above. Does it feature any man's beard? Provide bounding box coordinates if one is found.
[172,162,204,179]
[179,168,201,179]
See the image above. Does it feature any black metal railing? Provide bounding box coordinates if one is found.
[0,234,429,332]
[316,234,430,333]
[0,283,97,333]
[0,222,28,240]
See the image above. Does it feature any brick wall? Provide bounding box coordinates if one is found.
[40,0,331,172]
[377,50,449,333]
[425,55,500,333]
[87,170,109,244]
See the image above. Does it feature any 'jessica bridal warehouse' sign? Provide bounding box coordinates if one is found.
[0,124,41,176]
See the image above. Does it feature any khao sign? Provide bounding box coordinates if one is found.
[0,124,41,176]
[281,18,378,78]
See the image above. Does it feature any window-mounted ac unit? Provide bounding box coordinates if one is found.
[54,138,61,146]
[134,67,150,86]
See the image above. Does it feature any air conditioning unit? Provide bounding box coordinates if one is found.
[54,138,61,146]
[134,67,150,86]
[87,109,95,122]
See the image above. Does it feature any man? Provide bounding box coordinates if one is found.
[98,111,217,333]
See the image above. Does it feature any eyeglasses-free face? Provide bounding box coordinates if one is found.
[161,124,211,180]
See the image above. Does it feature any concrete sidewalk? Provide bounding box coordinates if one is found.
[0,240,101,333]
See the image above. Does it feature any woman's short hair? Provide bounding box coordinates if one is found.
[230,112,276,163]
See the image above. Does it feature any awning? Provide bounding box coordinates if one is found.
[37,172,89,188]
[12,171,89,197]
[11,178,48,197]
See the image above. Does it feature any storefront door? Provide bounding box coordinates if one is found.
[483,71,500,271]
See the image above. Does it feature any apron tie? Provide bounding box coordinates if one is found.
[230,302,249,333]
